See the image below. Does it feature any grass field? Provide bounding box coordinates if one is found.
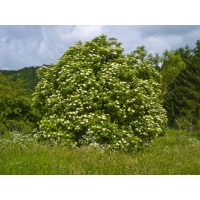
[0,129,200,175]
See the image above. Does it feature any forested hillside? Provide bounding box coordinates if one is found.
[0,66,41,91]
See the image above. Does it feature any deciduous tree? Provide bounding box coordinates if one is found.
[32,35,167,152]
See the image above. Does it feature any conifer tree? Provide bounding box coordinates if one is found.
[164,42,200,128]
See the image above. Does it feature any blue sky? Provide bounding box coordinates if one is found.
[1,25,200,70]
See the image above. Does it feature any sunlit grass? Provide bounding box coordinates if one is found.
[0,129,200,175]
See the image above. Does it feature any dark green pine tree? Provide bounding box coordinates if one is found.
[164,41,200,128]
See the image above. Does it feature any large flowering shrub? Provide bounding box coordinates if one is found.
[32,35,167,152]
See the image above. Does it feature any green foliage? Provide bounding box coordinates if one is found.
[147,52,161,71]
[127,46,161,71]
[32,35,167,152]
[0,66,40,91]
[0,73,35,133]
[160,50,186,98]
[164,42,200,128]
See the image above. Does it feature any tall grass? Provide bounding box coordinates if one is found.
[0,129,200,175]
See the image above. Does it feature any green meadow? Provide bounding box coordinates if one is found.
[1,129,200,175]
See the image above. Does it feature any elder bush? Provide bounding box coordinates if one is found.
[32,35,167,152]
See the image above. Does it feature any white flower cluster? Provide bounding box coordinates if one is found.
[32,35,167,152]
[1,131,38,150]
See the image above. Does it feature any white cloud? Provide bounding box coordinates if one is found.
[145,36,170,53]
[55,25,104,42]
[38,42,46,55]
[142,35,183,54]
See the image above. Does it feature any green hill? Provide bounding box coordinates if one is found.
[0,66,41,91]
